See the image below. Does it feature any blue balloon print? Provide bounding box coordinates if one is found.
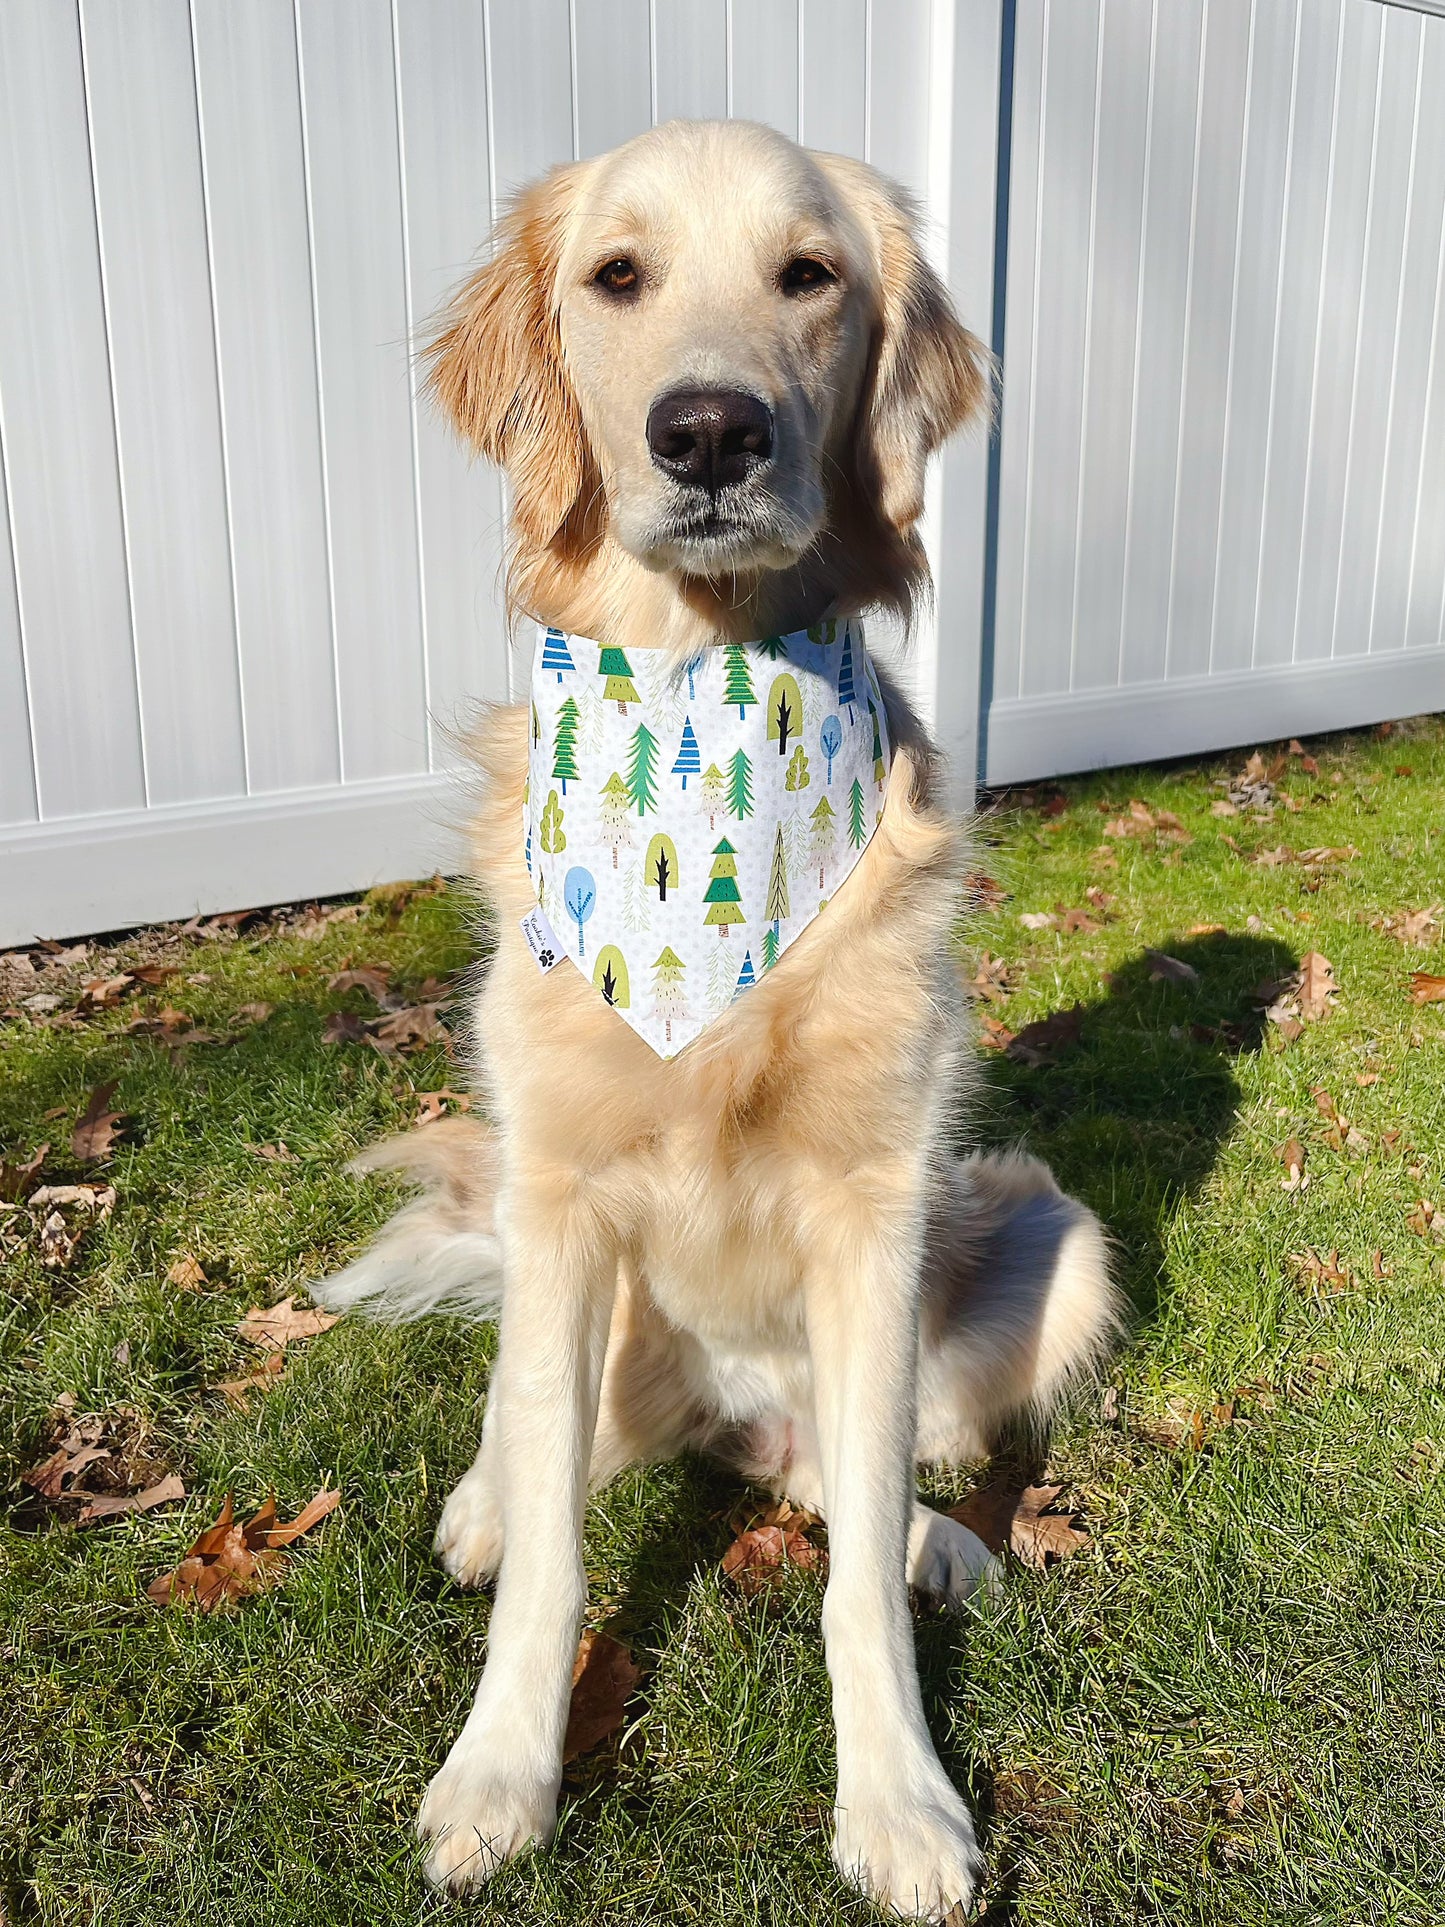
[819,714,843,784]
[564,866,596,957]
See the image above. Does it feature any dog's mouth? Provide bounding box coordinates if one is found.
[637,486,821,575]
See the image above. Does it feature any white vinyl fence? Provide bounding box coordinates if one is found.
[0,0,1440,946]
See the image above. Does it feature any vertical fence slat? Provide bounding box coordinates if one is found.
[1333,9,1421,658]
[1163,0,1253,682]
[728,0,799,134]
[1117,0,1203,688]
[655,0,728,122]
[394,0,510,754]
[0,0,144,821]
[0,427,36,824]
[81,0,245,806]
[1209,0,1297,675]
[1252,0,1342,668]
[1020,0,1099,698]
[991,0,1047,706]
[191,0,339,794]
[1071,0,1152,692]
[485,0,575,194]
[800,0,867,157]
[1374,20,1445,653]
[1292,0,1383,664]
[573,0,651,156]
[295,0,427,782]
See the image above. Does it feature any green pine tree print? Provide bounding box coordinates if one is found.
[848,776,867,848]
[810,791,838,888]
[722,644,758,719]
[765,820,790,924]
[650,946,689,1045]
[761,924,780,970]
[626,721,659,815]
[703,837,745,936]
[599,644,639,712]
[698,762,727,830]
[727,747,754,821]
[552,696,580,793]
[598,771,632,867]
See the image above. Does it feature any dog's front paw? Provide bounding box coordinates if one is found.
[417,1752,555,1894]
[434,1468,504,1587]
[908,1509,1002,1611]
[832,1780,985,1922]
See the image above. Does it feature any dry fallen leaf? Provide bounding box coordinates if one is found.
[214,1353,286,1405]
[80,973,135,1010]
[367,1004,445,1055]
[322,1010,369,1045]
[1297,952,1338,1022]
[1408,972,1445,1006]
[1006,1004,1085,1067]
[166,1252,208,1291]
[1278,1138,1307,1193]
[1372,907,1441,947]
[79,1474,186,1525]
[1406,1200,1445,1241]
[23,1440,110,1501]
[415,1088,473,1125]
[965,871,1009,911]
[72,1080,124,1162]
[234,1002,274,1026]
[236,1295,339,1353]
[563,1629,642,1762]
[247,1141,298,1162]
[948,1480,1090,1573]
[0,1142,49,1202]
[1145,949,1199,986]
[1019,911,1059,931]
[327,967,392,1002]
[720,1501,826,1597]
[1288,1248,1356,1295]
[146,1487,340,1611]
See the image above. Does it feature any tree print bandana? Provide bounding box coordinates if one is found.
[523,618,891,1059]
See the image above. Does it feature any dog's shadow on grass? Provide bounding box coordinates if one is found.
[971,929,1300,1327]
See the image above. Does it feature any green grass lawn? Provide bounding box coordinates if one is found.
[3,718,1443,1927]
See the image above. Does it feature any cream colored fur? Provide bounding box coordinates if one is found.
[318,119,1115,1922]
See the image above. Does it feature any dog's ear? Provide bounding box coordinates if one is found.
[824,158,992,537]
[424,167,586,549]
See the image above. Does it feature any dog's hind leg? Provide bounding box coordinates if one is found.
[915,1151,1118,1466]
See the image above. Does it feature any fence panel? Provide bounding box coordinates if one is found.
[982,0,1445,784]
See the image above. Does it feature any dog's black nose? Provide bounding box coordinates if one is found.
[646,388,774,491]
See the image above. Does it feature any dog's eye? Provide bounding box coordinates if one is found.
[594,257,640,295]
[780,255,836,295]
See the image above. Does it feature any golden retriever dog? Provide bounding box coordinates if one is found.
[320,119,1115,1920]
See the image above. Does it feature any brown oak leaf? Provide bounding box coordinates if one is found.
[72,1080,124,1162]
[949,1480,1090,1573]
[146,1487,339,1612]
[1408,972,1445,1006]
[236,1296,339,1353]
[563,1629,642,1762]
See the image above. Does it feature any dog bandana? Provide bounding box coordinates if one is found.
[522,618,891,1057]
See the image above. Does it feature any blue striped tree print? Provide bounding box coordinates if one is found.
[540,627,574,681]
[672,716,701,788]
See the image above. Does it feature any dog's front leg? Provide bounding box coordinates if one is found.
[805,1197,985,1922]
[419,1192,616,1894]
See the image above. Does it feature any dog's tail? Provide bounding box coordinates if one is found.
[313,1116,505,1324]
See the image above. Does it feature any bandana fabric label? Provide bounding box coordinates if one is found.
[524,618,890,1058]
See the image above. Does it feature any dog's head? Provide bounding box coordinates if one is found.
[427,119,988,614]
